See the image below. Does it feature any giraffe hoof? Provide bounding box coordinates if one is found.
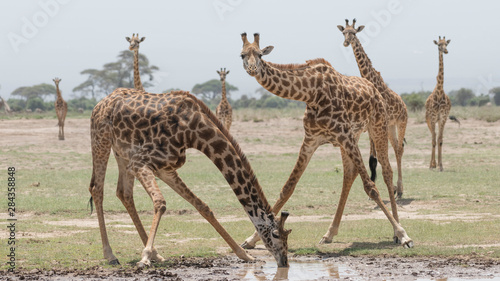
[109,259,120,265]
[136,261,150,269]
[318,237,332,244]
[404,240,414,249]
[393,236,400,244]
[240,241,255,249]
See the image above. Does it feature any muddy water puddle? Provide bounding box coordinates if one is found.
[238,258,500,281]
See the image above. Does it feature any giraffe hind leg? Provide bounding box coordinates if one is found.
[115,156,165,263]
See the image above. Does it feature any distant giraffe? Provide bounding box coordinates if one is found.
[216,68,233,130]
[89,88,291,268]
[426,36,452,171]
[53,77,67,140]
[338,19,408,198]
[239,33,412,249]
[125,33,145,91]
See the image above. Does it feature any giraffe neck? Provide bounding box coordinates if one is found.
[255,60,319,104]
[435,50,444,92]
[221,79,227,102]
[133,49,144,91]
[55,84,63,101]
[194,97,273,227]
[351,36,380,83]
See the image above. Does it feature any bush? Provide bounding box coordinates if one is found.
[7,99,26,112]
[26,97,45,111]
[468,95,490,107]
[402,93,425,112]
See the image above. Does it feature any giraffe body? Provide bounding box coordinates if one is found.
[126,33,145,91]
[239,33,412,249]
[338,19,408,198]
[53,78,67,140]
[216,68,233,130]
[89,88,291,267]
[425,36,451,171]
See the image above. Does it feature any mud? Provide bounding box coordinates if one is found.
[2,255,500,280]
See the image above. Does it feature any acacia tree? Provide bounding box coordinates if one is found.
[73,50,159,98]
[11,83,56,101]
[191,79,238,101]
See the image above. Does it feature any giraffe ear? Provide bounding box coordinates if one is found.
[140,37,146,42]
[356,25,365,32]
[226,70,230,75]
[433,40,438,45]
[337,25,344,32]
[446,39,451,44]
[261,46,274,56]
[217,70,220,75]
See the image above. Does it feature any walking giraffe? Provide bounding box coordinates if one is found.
[216,68,233,130]
[338,19,408,198]
[53,77,67,140]
[239,33,412,248]
[426,36,452,171]
[126,33,145,91]
[89,88,291,268]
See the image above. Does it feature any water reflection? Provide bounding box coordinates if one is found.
[238,259,348,281]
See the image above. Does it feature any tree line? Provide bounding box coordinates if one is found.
[2,50,500,113]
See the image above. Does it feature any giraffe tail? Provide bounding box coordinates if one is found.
[449,115,460,127]
[88,170,95,215]
[369,155,377,182]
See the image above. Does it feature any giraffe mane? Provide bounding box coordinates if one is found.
[178,91,271,213]
[265,58,332,71]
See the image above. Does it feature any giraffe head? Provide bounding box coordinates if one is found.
[125,33,145,51]
[337,18,365,47]
[216,68,230,81]
[260,211,292,267]
[240,33,274,76]
[434,36,451,54]
[53,77,61,86]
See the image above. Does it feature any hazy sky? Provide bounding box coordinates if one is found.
[1,0,499,101]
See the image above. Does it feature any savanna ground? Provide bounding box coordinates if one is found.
[1,106,500,280]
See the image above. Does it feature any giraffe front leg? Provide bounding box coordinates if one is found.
[241,137,319,249]
[320,147,357,244]
[437,118,447,172]
[427,119,437,169]
[158,170,255,262]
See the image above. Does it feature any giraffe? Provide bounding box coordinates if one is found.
[216,68,233,130]
[125,33,145,91]
[239,33,412,249]
[53,77,67,140]
[89,88,291,268]
[425,36,451,171]
[337,19,408,198]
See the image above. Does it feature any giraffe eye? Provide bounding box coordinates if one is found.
[240,54,246,59]
[272,230,280,239]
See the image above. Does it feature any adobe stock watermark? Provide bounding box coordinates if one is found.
[476,74,499,95]
[7,0,72,54]
[213,0,244,21]
[339,0,404,62]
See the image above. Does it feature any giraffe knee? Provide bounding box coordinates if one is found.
[154,199,167,214]
[364,183,379,199]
